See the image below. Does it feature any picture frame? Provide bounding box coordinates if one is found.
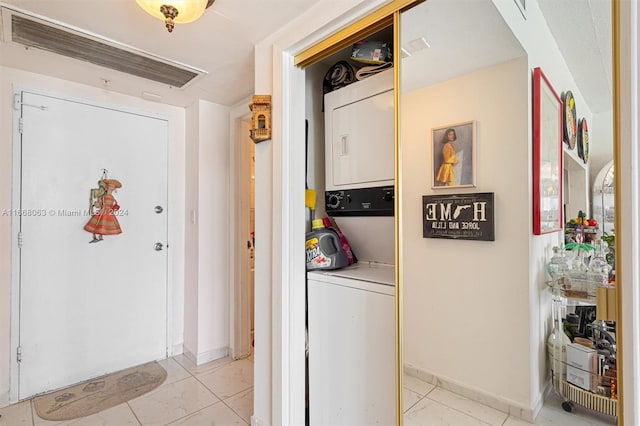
[431,121,476,189]
[533,67,563,235]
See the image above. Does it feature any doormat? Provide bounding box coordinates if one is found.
[33,361,167,421]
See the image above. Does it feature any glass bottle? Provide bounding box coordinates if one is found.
[547,246,568,280]
[569,249,589,272]
[589,240,611,278]
[547,314,570,381]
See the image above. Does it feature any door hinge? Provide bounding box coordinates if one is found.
[18,117,24,134]
[16,346,22,362]
[18,231,23,248]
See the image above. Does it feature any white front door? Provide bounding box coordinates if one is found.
[16,91,168,399]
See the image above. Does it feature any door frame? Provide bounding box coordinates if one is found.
[9,86,176,402]
[229,98,253,360]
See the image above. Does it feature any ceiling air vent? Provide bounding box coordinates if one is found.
[4,9,205,88]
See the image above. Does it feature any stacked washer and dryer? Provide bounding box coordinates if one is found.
[307,68,397,425]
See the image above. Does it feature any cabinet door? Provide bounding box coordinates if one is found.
[330,89,395,188]
[308,279,396,425]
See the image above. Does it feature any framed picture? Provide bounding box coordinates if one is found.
[533,67,563,235]
[431,121,476,189]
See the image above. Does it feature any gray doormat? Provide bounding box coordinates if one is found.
[33,361,167,421]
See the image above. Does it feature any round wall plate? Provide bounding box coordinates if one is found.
[577,118,585,160]
[579,118,589,164]
[563,91,577,149]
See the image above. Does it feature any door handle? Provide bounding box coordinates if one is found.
[155,206,164,214]
[154,242,164,251]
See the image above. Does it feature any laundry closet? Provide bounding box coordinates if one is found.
[304,26,396,425]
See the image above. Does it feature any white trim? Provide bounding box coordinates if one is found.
[229,97,253,361]
[271,43,285,426]
[404,363,539,422]
[170,343,183,357]
[620,0,640,424]
[273,47,307,426]
[250,415,269,426]
[183,346,229,366]
[9,86,22,404]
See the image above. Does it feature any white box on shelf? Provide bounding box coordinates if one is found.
[567,342,596,371]
[567,365,594,391]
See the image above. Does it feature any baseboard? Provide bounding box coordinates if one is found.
[251,414,269,426]
[0,390,10,409]
[404,363,537,422]
[183,346,229,366]
[169,343,183,357]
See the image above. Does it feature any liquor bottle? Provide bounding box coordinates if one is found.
[548,316,570,381]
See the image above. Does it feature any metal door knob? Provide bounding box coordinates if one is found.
[155,206,164,214]
[154,242,164,251]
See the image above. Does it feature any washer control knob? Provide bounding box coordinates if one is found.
[327,193,341,208]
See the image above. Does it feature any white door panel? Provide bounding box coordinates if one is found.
[18,91,168,399]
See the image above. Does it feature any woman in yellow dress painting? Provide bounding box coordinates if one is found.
[435,128,459,186]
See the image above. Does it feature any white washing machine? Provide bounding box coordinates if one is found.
[307,262,396,426]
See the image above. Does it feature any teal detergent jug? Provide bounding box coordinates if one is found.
[305,219,349,270]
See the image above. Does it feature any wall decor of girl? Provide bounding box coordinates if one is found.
[84,179,122,243]
[431,121,476,189]
[435,128,459,186]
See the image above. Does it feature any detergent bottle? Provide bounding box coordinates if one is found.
[305,219,349,271]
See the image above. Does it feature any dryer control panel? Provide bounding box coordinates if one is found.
[325,186,394,216]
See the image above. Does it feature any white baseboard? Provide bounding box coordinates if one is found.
[251,414,269,426]
[183,346,229,366]
[404,363,538,422]
[169,343,183,357]
[0,390,10,409]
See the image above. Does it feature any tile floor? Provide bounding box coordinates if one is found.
[0,355,618,425]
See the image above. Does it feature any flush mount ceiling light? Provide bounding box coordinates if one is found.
[136,0,215,32]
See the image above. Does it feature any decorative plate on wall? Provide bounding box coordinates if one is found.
[578,117,589,164]
[563,91,577,149]
[577,118,585,160]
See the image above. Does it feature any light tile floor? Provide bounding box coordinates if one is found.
[0,355,618,425]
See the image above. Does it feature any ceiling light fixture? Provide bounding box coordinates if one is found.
[136,0,215,33]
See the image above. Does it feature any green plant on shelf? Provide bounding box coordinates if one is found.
[601,232,615,266]
[565,210,596,254]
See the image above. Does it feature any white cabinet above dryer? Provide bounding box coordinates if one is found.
[324,69,394,190]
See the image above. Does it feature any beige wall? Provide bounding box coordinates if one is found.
[401,57,531,406]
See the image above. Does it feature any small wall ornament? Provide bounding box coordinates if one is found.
[249,95,271,143]
[84,170,123,243]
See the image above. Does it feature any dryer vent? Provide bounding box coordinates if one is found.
[4,9,205,88]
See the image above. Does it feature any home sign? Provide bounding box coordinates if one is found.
[422,192,495,241]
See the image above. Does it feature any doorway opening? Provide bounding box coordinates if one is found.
[231,107,255,362]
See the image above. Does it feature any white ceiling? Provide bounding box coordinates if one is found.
[538,0,612,114]
[0,0,321,107]
[0,0,612,112]
[399,0,525,94]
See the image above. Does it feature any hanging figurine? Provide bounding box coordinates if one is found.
[84,177,122,243]
[89,180,107,213]
[89,169,109,213]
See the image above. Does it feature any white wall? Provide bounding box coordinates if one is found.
[491,0,598,417]
[401,57,532,411]
[0,65,186,406]
[588,110,614,193]
[183,100,231,363]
